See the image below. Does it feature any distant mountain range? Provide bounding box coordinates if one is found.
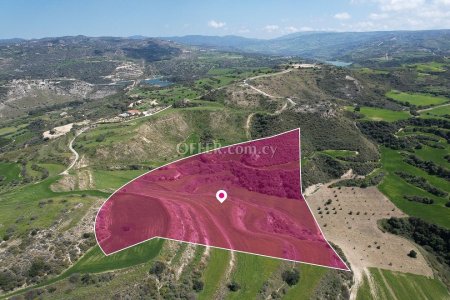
[2,29,449,62]
[163,30,450,61]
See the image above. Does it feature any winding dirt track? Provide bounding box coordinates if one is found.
[60,127,88,175]
[243,69,296,139]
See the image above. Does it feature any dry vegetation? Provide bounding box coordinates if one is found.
[305,183,432,276]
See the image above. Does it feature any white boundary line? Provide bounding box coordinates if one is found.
[93,128,351,271]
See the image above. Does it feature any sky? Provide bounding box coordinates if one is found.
[1,0,450,39]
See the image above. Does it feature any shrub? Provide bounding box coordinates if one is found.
[0,270,18,292]
[227,281,241,292]
[28,259,50,278]
[192,279,204,292]
[282,269,300,286]
[408,250,417,258]
[69,273,80,284]
[149,261,166,277]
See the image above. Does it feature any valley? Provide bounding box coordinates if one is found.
[0,31,449,299]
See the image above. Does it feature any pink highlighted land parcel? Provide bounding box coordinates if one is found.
[95,129,349,270]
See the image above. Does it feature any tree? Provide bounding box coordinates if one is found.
[192,279,204,292]
[149,261,166,278]
[69,273,80,284]
[282,269,300,286]
[81,273,92,285]
[408,250,417,258]
[227,281,241,292]
[28,259,50,278]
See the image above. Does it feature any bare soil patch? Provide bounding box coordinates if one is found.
[305,184,433,277]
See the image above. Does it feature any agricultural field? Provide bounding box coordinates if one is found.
[387,90,448,107]
[357,268,449,300]
[64,239,165,276]
[346,106,411,122]
[321,149,358,159]
[420,104,450,119]
[410,61,447,73]
[0,162,21,184]
[378,147,450,229]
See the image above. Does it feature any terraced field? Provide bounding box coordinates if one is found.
[357,268,449,300]
[387,90,448,107]
[346,106,411,122]
[378,147,450,228]
[420,104,450,119]
[0,162,20,184]
[65,239,165,275]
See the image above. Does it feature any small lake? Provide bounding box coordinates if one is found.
[142,77,173,87]
[324,61,353,67]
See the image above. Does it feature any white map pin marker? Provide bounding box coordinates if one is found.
[216,190,227,203]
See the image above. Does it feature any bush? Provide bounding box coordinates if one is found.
[227,281,241,292]
[82,232,93,239]
[81,273,93,285]
[282,269,300,286]
[383,217,449,267]
[149,261,166,278]
[69,273,80,283]
[408,250,417,258]
[95,134,106,142]
[0,270,18,292]
[404,195,434,205]
[28,258,50,278]
[192,279,204,292]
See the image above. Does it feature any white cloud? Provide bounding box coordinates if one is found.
[285,26,299,33]
[376,0,425,11]
[334,12,351,20]
[208,20,226,29]
[299,26,314,31]
[264,25,280,33]
[344,0,450,31]
[369,12,389,20]
[434,0,450,5]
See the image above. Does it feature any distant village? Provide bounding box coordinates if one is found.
[118,98,160,118]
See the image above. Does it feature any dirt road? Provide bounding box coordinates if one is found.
[60,127,89,175]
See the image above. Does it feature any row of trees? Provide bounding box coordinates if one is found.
[395,171,447,197]
[404,154,450,181]
[382,217,450,267]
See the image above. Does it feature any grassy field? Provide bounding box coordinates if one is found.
[0,162,21,183]
[0,192,96,238]
[62,239,164,276]
[387,90,448,107]
[226,253,280,299]
[3,239,165,299]
[357,268,450,300]
[133,86,200,105]
[415,145,450,169]
[283,264,328,299]
[198,249,230,300]
[347,106,411,122]
[356,274,373,300]
[378,147,450,228]
[411,62,447,73]
[356,67,389,75]
[321,149,358,159]
[420,104,450,119]
[0,175,109,237]
[92,169,148,190]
